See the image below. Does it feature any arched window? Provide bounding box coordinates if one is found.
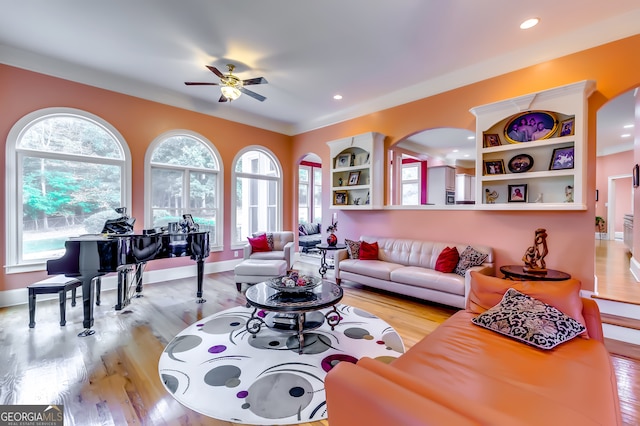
[6,108,131,272]
[232,147,282,245]
[146,131,222,249]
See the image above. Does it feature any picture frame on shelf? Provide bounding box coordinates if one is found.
[335,153,352,168]
[549,146,574,170]
[559,118,575,137]
[504,110,558,143]
[483,159,505,175]
[347,171,361,185]
[508,184,527,202]
[334,191,348,205]
[508,154,534,173]
[353,152,369,166]
[483,133,501,147]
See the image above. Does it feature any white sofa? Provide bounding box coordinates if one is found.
[335,236,494,309]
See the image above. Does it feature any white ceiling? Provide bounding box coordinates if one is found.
[1,0,638,158]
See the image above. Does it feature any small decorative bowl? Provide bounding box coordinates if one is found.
[266,274,321,293]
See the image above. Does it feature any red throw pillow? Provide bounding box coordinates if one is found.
[359,241,379,260]
[435,246,459,273]
[247,234,271,252]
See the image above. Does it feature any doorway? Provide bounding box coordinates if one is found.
[595,86,638,302]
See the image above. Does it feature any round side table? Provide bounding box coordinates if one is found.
[500,265,571,281]
[316,243,347,278]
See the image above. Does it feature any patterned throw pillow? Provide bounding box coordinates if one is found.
[345,239,361,259]
[298,224,308,236]
[454,246,488,276]
[435,246,459,273]
[472,288,586,350]
[265,233,275,250]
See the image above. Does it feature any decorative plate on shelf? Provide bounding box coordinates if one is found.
[508,154,534,173]
[267,274,321,293]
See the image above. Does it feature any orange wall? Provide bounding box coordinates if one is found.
[293,34,640,292]
[0,64,292,291]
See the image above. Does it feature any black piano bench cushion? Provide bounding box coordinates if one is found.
[27,275,81,328]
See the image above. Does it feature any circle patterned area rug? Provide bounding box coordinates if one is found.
[158,303,404,425]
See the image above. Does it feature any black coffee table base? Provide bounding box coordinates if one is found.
[245,305,341,354]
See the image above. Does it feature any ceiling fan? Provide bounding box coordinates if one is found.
[185,64,268,102]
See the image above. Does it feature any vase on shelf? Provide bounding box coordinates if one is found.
[326,233,338,247]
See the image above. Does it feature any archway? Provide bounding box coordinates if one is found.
[595,86,638,302]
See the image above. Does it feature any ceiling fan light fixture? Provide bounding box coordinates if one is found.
[221,85,241,101]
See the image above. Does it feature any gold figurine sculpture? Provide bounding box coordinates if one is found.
[522,228,549,273]
[485,188,499,204]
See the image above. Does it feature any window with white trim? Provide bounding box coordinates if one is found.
[401,161,421,205]
[298,162,322,224]
[146,131,221,248]
[6,108,131,272]
[233,148,282,244]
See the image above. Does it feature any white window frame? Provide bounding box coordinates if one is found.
[401,161,421,205]
[298,164,311,223]
[231,146,283,248]
[144,130,223,252]
[298,162,323,224]
[5,107,131,273]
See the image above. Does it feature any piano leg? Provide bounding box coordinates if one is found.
[196,258,206,304]
[78,276,96,337]
[115,267,127,310]
[95,277,101,306]
[134,263,145,297]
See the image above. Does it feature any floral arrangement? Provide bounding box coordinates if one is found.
[277,271,317,288]
[326,220,338,233]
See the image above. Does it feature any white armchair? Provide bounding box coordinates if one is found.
[243,231,295,269]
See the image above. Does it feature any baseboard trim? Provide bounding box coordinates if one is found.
[0,259,240,308]
[631,256,640,283]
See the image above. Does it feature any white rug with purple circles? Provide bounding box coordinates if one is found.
[158,303,404,425]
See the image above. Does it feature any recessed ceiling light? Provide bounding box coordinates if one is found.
[624,124,635,128]
[621,134,632,138]
[333,94,343,100]
[452,149,459,153]
[467,136,475,140]
[520,18,539,30]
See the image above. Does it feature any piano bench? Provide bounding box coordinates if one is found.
[234,259,288,292]
[27,275,82,328]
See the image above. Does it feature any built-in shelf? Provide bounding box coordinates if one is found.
[327,132,385,210]
[470,80,596,210]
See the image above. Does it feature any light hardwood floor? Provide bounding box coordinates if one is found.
[595,238,640,304]
[0,251,638,425]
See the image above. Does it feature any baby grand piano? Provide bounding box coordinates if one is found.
[46,212,209,336]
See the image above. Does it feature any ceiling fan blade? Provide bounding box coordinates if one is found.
[185,82,220,86]
[218,94,229,102]
[206,65,225,79]
[239,87,266,102]
[242,77,268,86]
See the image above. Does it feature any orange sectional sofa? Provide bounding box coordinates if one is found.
[325,272,622,425]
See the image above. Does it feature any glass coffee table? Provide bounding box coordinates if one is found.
[244,280,343,353]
